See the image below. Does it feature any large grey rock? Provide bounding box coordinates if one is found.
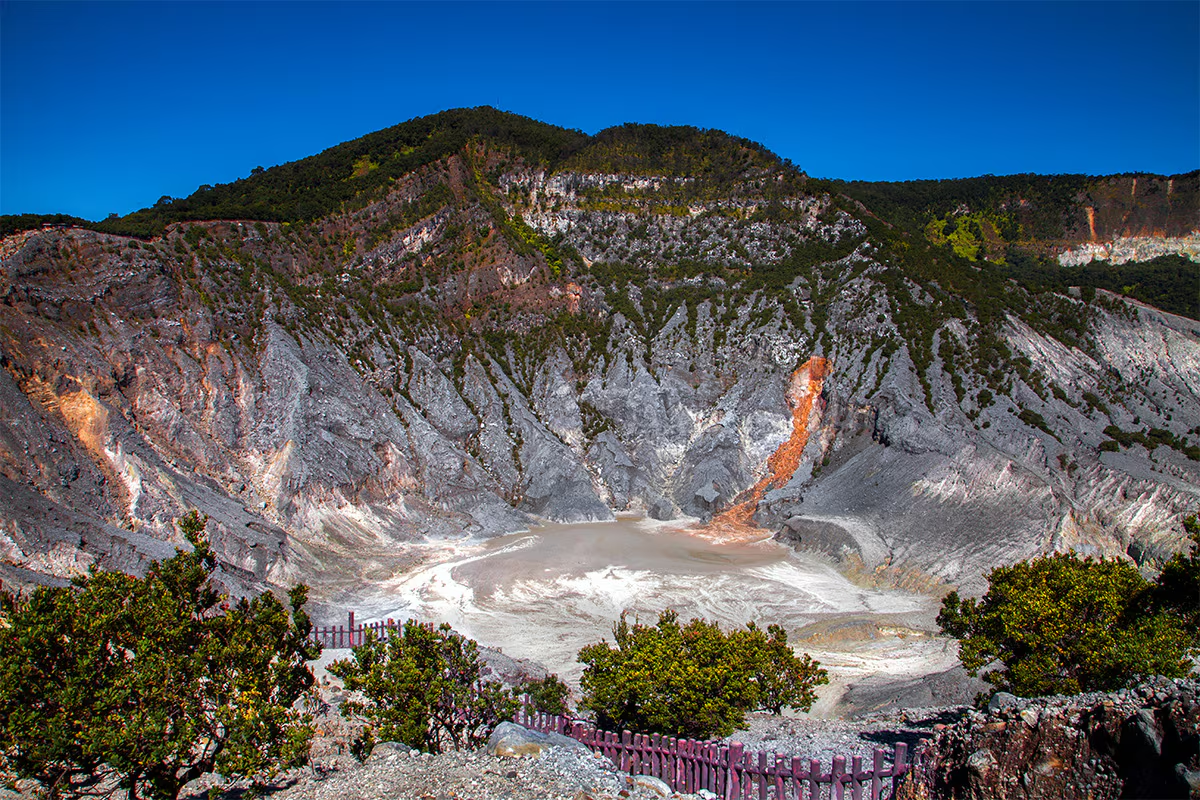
[485,721,588,758]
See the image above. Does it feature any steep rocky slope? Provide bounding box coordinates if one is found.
[1,110,1197,606]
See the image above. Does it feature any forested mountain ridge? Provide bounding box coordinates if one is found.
[1,107,1197,606]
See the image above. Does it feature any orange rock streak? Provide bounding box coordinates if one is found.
[711,357,830,533]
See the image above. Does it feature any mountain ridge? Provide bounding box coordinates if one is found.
[0,107,1197,614]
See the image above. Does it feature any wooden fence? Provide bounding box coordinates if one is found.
[311,614,912,799]
[515,703,910,800]
[311,611,378,648]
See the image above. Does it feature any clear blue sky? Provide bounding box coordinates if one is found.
[3,1,1198,220]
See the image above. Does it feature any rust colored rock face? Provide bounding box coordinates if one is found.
[712,356,830,534]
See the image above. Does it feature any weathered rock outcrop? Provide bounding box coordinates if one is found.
[899,678,1200,800]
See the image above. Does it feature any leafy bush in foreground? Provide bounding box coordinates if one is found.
[938,517,1200,698]
[578,610,827,739]
[329,620,519,756]
[0,511,320,800]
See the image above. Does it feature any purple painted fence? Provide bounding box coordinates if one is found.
[311,611,391,648]
[515,702,910,800]
[311,613,912,800]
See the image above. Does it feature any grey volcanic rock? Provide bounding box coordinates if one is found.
[486,721,589,758]
[0,145,1197,606]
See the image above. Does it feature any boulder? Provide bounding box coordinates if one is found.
[486,721,590,759]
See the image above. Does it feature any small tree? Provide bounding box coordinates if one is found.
[516,674,570,716]
[938,538,1199,698]
[328,620,518,756]
[0,511,320,799]
[578,610,827,739]
[1150,515,1200,631]
[747,622,827,715]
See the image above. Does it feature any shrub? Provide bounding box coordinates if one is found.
[1151,516,1200,631]
[0,511,320,799]
[517,674,570,716]
[578,610,827,739]
[747,622,827,715]
[329,621,518,756]
[937,534,1199,698]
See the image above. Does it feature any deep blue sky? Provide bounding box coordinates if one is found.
[3,1,1198,220]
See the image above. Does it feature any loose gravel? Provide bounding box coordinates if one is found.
[169,704,963,800]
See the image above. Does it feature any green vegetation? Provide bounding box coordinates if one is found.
[1103,424,1199,460]
[937,519,1200,697]
[1017,408,1058,440]
[328,620,520,756]
[0,213,92,238]
[836,172,1199,320]
[1152,516,1200,632]
[578,610,827,739]
[834,173,1097,246]
[516,674,570,717]
[1063,255,1198,320]
[0,512,319,799]
[90,107,590,238]
[563,123,787,184]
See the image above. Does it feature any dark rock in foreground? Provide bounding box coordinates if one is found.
[899,677,1200,799]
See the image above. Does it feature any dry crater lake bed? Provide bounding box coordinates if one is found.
[335,517,961,716]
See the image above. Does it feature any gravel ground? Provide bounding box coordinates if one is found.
[722,707,966,768]
[168,704,962,800]
[185,742,695,800]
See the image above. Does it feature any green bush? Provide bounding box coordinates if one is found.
[329,621,518,756]
[0,511,319,799]
[516,674,570,717]
[577,610,827,739]
[937,528,1199,698]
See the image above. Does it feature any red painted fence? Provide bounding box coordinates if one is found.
[312,614,912,800]
[515,702,910,800]
[311,611,377,648]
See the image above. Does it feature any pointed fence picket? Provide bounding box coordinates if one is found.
[311,611,401,648]
[309,613,913,799]
[514,698,911,800]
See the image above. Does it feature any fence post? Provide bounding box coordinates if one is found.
[850,755,863,800]
[700,743,710,796]
[870,749,883,800]
[832,756,846,800]
[790,756,804,800]
[687,738,698,793]
[347,611,355,646]
[809,758,820,800]
[727,742,743,800]
[891,742,909,797]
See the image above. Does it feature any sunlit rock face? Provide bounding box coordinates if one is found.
[1,124,1197,604]
[1057,233,1200,267]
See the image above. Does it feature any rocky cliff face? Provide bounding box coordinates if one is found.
[1,123,1197,605]
[899,677,1200,799]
